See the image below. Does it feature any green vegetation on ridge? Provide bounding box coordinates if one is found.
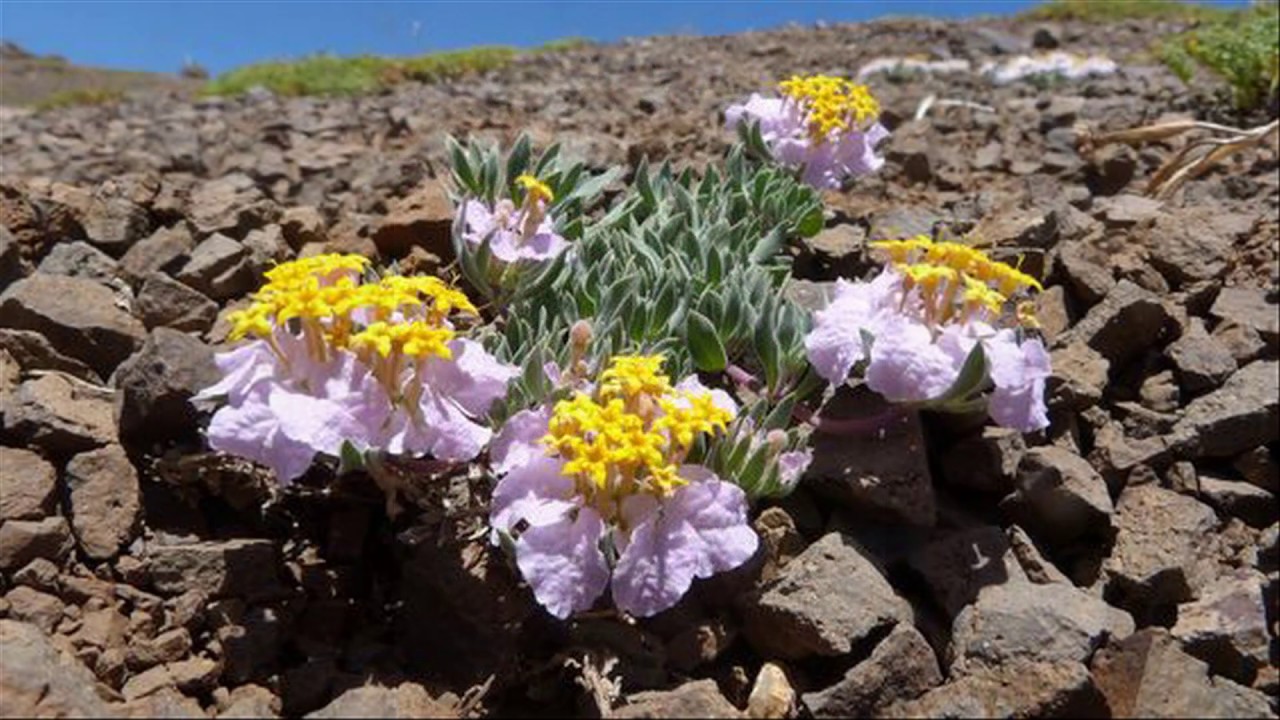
[1023,0,1232,23]
[200,39,593,99]
[1159,2,1279,111]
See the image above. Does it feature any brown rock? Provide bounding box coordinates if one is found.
[907,526,1026,618]
[1210,287,1278,349]
[1004,446,1113,548]
[306,682,457,719]
[118,224,194,285]
[0,446,57,520]
[0,619,119,717]
[0,373,117,454]
[614,679,742,719]
[886,660,1106,718]
[64,444,141,559]
[1063,280,1176,370]
[742,532,910,660]
[0,327,100,382]
[1172,360,1279,459]
[148,539,284,600]
[370,179,454,259]
[0,516,74,570]
[173,233,254,301]
[1171,569,1270,684]
[5,585,64,633]
[0,274,145,376]
[802,624,941,718]
[1090,628,1273,718]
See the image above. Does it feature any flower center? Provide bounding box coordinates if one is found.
[869,236,1043,329]
[778,74,881,144]
[541,355,733,522]
[226,254,478,405]
[514,173,554,241]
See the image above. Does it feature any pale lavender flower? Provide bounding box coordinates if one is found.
[725,75,889,189]
[461,199,568,264]
[489,367,758,619]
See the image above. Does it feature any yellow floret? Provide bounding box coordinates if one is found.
[600,355,672,401]
[515,174,555,205]
[778,74,881,142]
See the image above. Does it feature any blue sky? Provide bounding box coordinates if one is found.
[0,1,1248,76]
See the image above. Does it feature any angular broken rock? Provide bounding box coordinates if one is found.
[806,387,935,526]
[939,427,1025,494]
[64,444,141,560]
[950,581,1134,674]
[1232,446,1279,494]
[0,516,74,571]
[0,328,99,382]
[1144,208,1232,286]
[802,623,941,718]
[148,538,284,600]
[1003,446,1113,548]
[188,173,276,237]
[1196,474,1275,528]
[1209,287,1278,349]
[741,531,910,659]
[113,327,219,444]
[1062,280,1175,370]
[0,446,57,521]
[0,373,117,455]
[1104,484,1220,621]
[134,272,218,333]
[1165,325,1237,395]
[0,273,145,376]
[118,223,194,286]
[36,240,119,284]
[0,619,119,718]
[371,179,454,259]
[1171,360,1279,459]
[173,233,255,301]
[1047,341,1109,410]
[1171,568,1270,684]
[613,679,742,719]
[886,659,1106,718]
[1090,628,1274,718]
[306,683,455,719]
[746,662,794,720]
[907,525,1026,618]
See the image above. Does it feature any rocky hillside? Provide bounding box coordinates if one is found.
[0,41,199,108]
[1,11,1277,719]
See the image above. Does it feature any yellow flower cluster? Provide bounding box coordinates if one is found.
[227,254,477,374]
[870,236,1042,326]
[543,355,734,514]
[515,174,555,206]
[778,74,881,143]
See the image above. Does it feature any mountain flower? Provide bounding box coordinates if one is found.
[460,173,568,264]
[804,236,1051,432]
[489,355,757,619]
[726,74,889,189]
[193,254,517,482]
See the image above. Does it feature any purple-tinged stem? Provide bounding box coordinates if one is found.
[793,403,906,436]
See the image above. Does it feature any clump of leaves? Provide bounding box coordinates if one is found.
[1158,2,1279,111]
[34,87,125,111]
[450,135,823,499]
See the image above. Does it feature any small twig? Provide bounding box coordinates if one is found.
[1077,118,1279,199]
[914,93,996,121]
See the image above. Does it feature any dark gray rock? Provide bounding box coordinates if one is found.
[1196,474,1274,528]
[148,539,285,600]
[807,387,935,526]
[940,427,1026,495]
[1064,280,1176,370]
[908,526,1025,618]
[0,328,99,382]
[113,327,218,444]
[173,233,254,301]
[36,241,119,284]
[1171,569,1270,684]
[1209,287,1278,349]
[134,271,218,332]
